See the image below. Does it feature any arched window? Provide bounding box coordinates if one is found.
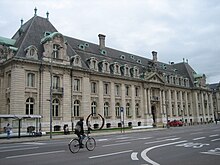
[52,99,60,117]
[126,103,130,117]
[26,97,34,115]
[74,100,80,116]
[91,101,97,116]
[104,102,109,117]
[115,103,120,117]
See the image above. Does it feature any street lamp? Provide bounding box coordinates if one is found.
[49,52,53,139]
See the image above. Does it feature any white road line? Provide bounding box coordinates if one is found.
[22,142,45,145]
[209,134,219,137]
[193,137,206,141]
[156,136,176,140]
[116,137,130,140]
[6,150,65,159]
[131,152,139,160]
[102,142,131,147]
[116,137,152,143]
[211,138,220,142]
[145,138,180,145]
[0,147,39,152]
[190,132,204,135]
[89,150,133,159]
[141,140,187,165]
[97,139,108,142]
[201,152,220,156]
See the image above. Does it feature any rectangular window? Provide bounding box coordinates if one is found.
[104,83,109,95]
[91,82,97,94]
[7,73,11,88]
[53,76,59,89]
[27,73,35,87]
[126,85,129,96]
[135,87,139,97]
[115,84,120,96]
[74,79,80,91]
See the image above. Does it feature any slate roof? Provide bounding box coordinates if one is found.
[7,15,205,88]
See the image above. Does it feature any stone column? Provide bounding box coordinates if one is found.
[110,82,115,120]
[98,80,104,116]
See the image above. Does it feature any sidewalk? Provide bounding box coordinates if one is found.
[0,127,165,144]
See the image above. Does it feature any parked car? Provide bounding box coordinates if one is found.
[168,120,183,127]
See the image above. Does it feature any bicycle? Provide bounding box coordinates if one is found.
[68,131,96,153]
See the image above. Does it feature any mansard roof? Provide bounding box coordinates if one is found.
[2,14,209,88]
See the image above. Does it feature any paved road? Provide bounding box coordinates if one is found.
[0,124,219,165]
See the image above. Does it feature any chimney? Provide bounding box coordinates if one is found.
[152,51,157,62]
[46,11,49,21]
[98,34,106,49]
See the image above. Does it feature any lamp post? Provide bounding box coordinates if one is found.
[165,101,169,128]
[49,52,53,139]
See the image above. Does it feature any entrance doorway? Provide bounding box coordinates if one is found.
[151,105,156,123]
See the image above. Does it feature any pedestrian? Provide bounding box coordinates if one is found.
[6,123,12,139]
[74,118,85,148]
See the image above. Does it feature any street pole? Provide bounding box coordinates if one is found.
[49,53,53,139]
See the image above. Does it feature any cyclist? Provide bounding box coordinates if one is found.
[75,117,85,148]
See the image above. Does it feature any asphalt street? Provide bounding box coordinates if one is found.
[0,124,220,165]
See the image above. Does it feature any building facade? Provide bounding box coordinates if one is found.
[0,11,215,133]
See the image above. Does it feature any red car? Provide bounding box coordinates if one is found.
[168,120,183,127]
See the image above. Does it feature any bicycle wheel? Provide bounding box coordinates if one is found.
[86,137,96,151]
[69,138,80,153]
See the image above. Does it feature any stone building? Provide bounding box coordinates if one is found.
[0,11,215,133]
[209,83,220,121]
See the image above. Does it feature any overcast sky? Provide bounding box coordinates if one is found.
[0,0,219,84]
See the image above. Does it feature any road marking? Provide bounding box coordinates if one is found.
[201,151,220,156]
[89,150,133,159]
[141,140,187,165]
[131,152,139,160]
[145,138,180,145]
[116,137,130,140]
[190,132,204,135]
[0,147,39,152]
[22,142,45,145]
[156,136,176,140]
[102,142,131,147]
[209,134,219,137]
[116,137,152,143]
[6,150,65,159]
[211,138,220,142]
[97,139,108,141]
[193,137,206,141]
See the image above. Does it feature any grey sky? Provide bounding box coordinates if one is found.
[0,0,219,84]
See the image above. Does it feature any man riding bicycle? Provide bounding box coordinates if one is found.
[74,117,85,148]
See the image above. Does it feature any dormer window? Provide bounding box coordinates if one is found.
[115,64,120,74]
[24,45,38,60]
[134,67,139,78]
[88,57,98,71]
[122,64,130,77]
[102,61,110,73]
[71,55,82,67]
[53,44,59,59]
